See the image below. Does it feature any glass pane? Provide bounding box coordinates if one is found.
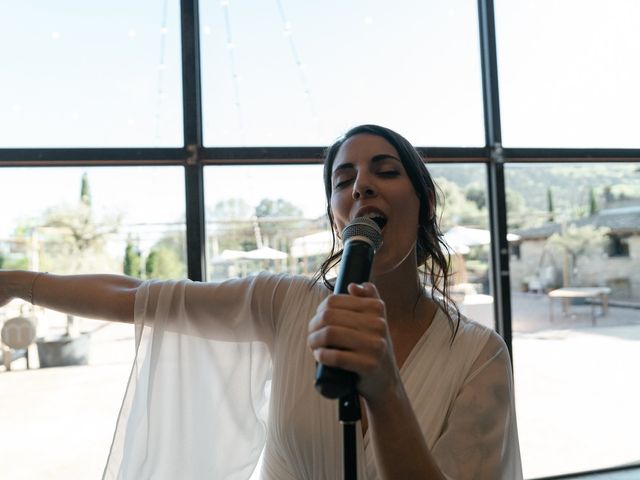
[204,165,328,280]
[495,0,640,147]
[204,163,495,332]
[0,0,183,147]
[430,163,495,330]
[0,166,186,478]
[506,163,640,477]
[200,0,484,147]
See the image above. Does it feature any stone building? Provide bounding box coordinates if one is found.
[509,205,640,301]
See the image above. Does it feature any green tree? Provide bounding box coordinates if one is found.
[123,237,142,278]
[255,198,303,218]
[80,172,91,207]
[547,187,555,222]
[505,188,527,226]
[464,183,486,210]
[38,175,121,273]
[589,188,599,216]
[145,246,185,279]
[209,198,252,219]
[435,177,483,229]
[548,224,610,286]
[208,198,255,252]
[254,198,305,252]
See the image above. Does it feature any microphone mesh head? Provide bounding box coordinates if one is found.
[342,216,383,251]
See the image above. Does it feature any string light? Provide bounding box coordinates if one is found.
[154,0,170,143]
[275,0,322,138]
[221,0,246,144]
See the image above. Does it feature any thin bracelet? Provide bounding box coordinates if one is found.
[27,272,47,305]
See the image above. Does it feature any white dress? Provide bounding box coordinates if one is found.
[103,273,522,479]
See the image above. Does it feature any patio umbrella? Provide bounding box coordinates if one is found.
[244,246,288,260]
[219,249,249,260]
[443,226,520,250]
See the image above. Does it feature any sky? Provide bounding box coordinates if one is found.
[1,0,639,238]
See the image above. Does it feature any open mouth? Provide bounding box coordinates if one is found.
[363,213,387,230]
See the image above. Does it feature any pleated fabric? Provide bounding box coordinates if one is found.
[103,272,522,479]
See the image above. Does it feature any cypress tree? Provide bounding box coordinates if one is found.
[80,172,92,207]
[547,187,555,222]
[123,238,142,277]
[589,187,598,216]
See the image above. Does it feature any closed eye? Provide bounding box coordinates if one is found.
[378,170,400,178]
[334,177,354,189]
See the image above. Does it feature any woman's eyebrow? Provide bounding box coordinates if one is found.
[332,154,400,175]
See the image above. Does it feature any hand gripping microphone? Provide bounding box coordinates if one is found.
[314,216,383,399]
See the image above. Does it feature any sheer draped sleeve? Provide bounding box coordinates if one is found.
[103,273,293,480]
[431,330,523,480]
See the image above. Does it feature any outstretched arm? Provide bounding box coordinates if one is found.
[0,270,141,323]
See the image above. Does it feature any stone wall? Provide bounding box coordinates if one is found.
[509,235,640,300]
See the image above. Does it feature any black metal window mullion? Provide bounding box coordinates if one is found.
[180,0,206,281]
[477,0,513,355]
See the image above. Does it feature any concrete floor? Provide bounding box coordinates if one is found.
[1,293,639,479]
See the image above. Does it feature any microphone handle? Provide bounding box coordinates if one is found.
[315,240,374,399]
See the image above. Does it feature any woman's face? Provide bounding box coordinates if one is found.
[329,133,421,275]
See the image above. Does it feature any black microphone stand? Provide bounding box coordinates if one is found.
[315,365,361,480]
[339,391,361,480]
[315,217,382,479]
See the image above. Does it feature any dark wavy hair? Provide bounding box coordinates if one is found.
[314,124,460,336]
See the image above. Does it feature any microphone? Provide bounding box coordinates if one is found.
[315,216,383,399]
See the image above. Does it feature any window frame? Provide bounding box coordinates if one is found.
[1,1,639,478]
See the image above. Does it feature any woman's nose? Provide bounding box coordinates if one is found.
[352,174,376,200]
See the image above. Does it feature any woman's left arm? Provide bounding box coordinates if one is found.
[429,332,523,479]
[308,282,522,479]
[365,378,447,479]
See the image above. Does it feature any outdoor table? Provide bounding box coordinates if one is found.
[548,287,611,326]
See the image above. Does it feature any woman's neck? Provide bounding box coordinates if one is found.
[371,255,424,324]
